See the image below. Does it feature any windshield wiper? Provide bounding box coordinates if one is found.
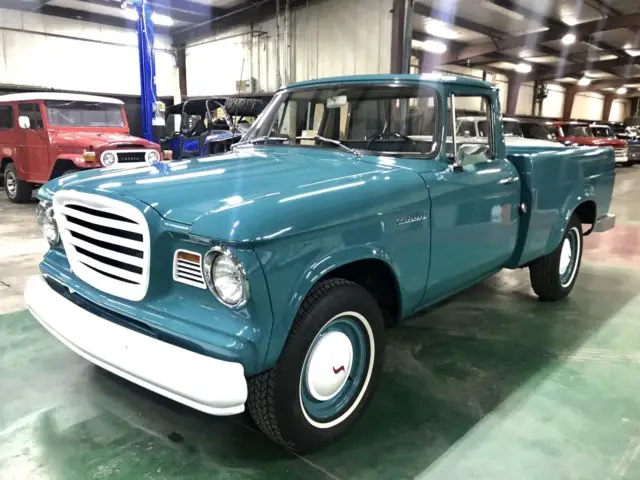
[247,135,290,145]
[295,135,361,157]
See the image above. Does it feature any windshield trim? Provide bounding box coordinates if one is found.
[239,81,443,160]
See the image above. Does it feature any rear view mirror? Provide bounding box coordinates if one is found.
[18,116,30,129]
[327,95,347,109]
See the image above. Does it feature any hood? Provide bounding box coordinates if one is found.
[45,146,425,243]
[50,131,158,150]
[505,136,566,154]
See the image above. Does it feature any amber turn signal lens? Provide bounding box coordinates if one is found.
[83,151,97,163]
[176,250,200,264]
[163,150,173,161]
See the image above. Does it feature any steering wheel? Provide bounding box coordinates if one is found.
[366,131,424,152]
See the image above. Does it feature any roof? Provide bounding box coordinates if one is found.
[286,74,494,90]
[0,92,124,105]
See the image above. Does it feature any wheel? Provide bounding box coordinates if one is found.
[529,214,583,301]
[247,278,385,454]
[4,163,32,203]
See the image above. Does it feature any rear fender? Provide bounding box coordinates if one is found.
[545,182,596,253]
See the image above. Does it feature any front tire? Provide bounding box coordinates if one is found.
[4,163,32,203]
[529,214,583,301]
[247,279,385,454]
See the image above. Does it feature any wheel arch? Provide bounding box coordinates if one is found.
[545,189,597,253]
[262,246,403,371]
[1,157,13,174]
[49,158,80,180]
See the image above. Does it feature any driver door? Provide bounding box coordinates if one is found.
[422,90,521,301]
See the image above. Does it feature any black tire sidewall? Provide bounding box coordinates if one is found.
[271,282,385,453]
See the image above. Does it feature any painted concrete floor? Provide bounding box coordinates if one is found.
[1,167,640,479]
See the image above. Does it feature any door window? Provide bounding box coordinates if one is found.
[457,121,475,138]
[18,103,44,129]
[0,105,13,129]
[448,95,493,166]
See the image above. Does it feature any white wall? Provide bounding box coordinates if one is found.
[609,99,628,122]
[571,91,604,121]
[186,0,393,96]
[541,83,565,118]
[515,82,534,116]
[0,9,175,97]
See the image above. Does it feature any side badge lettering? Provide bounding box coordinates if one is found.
[395,213,428,227]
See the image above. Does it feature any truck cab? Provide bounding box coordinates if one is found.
[0,92,165,203]
[550,121,629,164]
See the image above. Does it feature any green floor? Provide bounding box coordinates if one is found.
[2,167,640,478]
[2,263,640,479]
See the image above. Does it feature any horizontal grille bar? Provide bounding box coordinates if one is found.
[69,230,143,258]
[173,251,206,289]
[64,215,143,242]
[117,152,147,163]
[75,245,143,274]
[81,262,139,284]
[60,205,144,235]
[65,204,136,224]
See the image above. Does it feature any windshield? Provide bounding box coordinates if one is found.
[45,101,125,127]
[563,125,591,137]
[591,126,612,138]
[241,84,439,157]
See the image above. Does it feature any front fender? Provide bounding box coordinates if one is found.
[57,153,92,169]
[260,243,404,371]
[545,181,596,253]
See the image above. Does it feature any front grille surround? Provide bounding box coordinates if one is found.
[53,190,151,301]
[101,149,155,167]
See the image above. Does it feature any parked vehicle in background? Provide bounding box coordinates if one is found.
[549,121,629,165]
[26,73,616,454]
[519,120,559,142]
[0,92,166,203]
[160,95,272,159]
[604,121,637,141]
[456,115,563,149]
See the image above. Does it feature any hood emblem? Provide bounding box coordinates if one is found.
[395,213,428,226]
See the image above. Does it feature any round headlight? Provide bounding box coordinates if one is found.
[146,150,160,164]
[102,152,117,167]
[36,200,60,245]
[203,248,249,307]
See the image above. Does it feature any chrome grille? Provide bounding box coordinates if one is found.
[173,250,206,289]
[117,151,147,163]
[53,191,150,301]
[614,147,628,157]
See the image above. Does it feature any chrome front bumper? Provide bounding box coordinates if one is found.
[594,214,616,233]
[24,275,247,415]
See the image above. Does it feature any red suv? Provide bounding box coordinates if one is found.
[0,93,166,203]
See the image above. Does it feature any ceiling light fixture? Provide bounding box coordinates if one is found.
[515,62,532,73]
[424,19,459,40]
[616,87,628,95]
[481,0,525,21]
[562,33,577,45]
[623,43,633,50]
[421,39,448,54]
[578,77,592,86]
[519,50,531,58]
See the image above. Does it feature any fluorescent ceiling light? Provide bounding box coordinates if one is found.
[623,43,633,50]
[515,62,532,73]
[578,77,591,86]
[151,12,174,26]
[617,87,628,94]
[519,50,531,58]
[481,1,524,21]
[421,39,448,54]
[121,8,174,26]
[424,19,459,40]
[562,33,577,45]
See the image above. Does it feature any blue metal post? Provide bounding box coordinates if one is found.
[134,0,157,141]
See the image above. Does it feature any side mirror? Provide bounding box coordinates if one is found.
[18,116,31,129]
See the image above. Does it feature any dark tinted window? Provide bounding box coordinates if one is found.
[521,123,552,140]
[0,105,13,129]
[18,103,44,129]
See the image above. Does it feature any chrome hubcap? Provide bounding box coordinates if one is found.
[559,238,573,275]
[5,171,16,197]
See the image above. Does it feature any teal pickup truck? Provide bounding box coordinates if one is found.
[25,74,615,454]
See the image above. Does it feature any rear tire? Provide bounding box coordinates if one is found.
[4,163,32,203]
[247,279,385,454]
[529,214,583,301]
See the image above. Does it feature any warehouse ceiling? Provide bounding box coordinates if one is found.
[414,0,640,96]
